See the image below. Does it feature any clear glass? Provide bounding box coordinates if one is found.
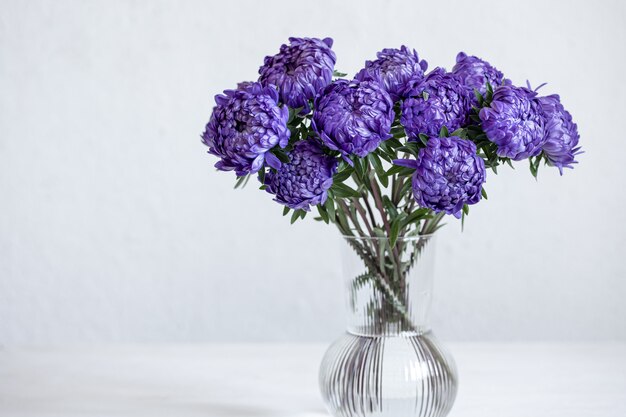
[319,235,457,417]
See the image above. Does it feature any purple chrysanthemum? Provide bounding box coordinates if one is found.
[479,85,545,161]
[354,46,428,101]
[258,37,336,111]
[202,82,290,176]
[452,52,506,97]
[401,68,473,139]
[394,136,486,218]
[311,79,394,160]
[264,140,338,211]
[538,94,581,174]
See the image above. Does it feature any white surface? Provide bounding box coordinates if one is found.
[0,343,625,417]
[2,0,626,346]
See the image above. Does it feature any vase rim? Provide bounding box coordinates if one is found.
[341,233,435,241]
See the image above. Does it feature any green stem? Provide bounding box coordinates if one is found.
[362,193,378,228]
[344,238,419,333]
[337,199,365,237]
[352,197,374,237]
[370,176,392,237]
[369,176,404,283]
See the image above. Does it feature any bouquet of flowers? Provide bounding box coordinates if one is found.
[201,37,580,328]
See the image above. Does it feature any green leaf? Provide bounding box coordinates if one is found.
[466,124,482,132]
[422,91,429,100]
[359,156,370,175]
[377,149,393,163]
[461,205,470,230]
[379,173,389,188]
[317,204,329,224]
[402,208,431,228]
[352,156,365,181]
[386,138,403,149]
[473,88,484,106]
[372,228,388,271]
[282,206,290,216]
[287,107,297,124]
[529,155,541,178]
[386,165,415,177]
[271,148,290,163]
[391,126,406,139]
[368,153,387,187]
[368,153,384,174]
[418,134,429,146]
[451,128,467,139]
[377,141,392,155]
[390,218,400,248]
[234,174,249,189]
[439,126,449,138]
[385,165,404,176]
[325,197,335,222]
[399,179,413,197]
[484,85,493,103]
[333,166,354,183]
[398,141,421,157]
[335,204,351,231]
[290,210,300,224]
[257,168,265,184]
[333,70,348,77]
[469,114,481,123]
[331,183,361,198]
[299,124,310,139]
[382,196,398,218]
[481,187,488,200]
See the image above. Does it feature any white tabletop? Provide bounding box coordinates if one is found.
[0,343,625,417]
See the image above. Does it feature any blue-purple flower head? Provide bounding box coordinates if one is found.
[401,68,473,138]
[265,140,338,211]
[355,46,428,101]
[258,37,336,112]
[538,94,581,174]
[312,79,394,161]
[479,85,545,161]
[395,136,485,218]
[202,82,290,176]
[452,52,507,98]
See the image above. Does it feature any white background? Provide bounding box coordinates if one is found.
[1,0,625,347]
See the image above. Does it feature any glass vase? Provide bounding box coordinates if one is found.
[319,234,457,417]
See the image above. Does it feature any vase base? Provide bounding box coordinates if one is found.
[319,331,457,417]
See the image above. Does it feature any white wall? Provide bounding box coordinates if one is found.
[1,0,625,346]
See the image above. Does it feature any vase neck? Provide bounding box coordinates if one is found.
[342,235,436,337]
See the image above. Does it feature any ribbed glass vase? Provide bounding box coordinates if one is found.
[319,234,457,417]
